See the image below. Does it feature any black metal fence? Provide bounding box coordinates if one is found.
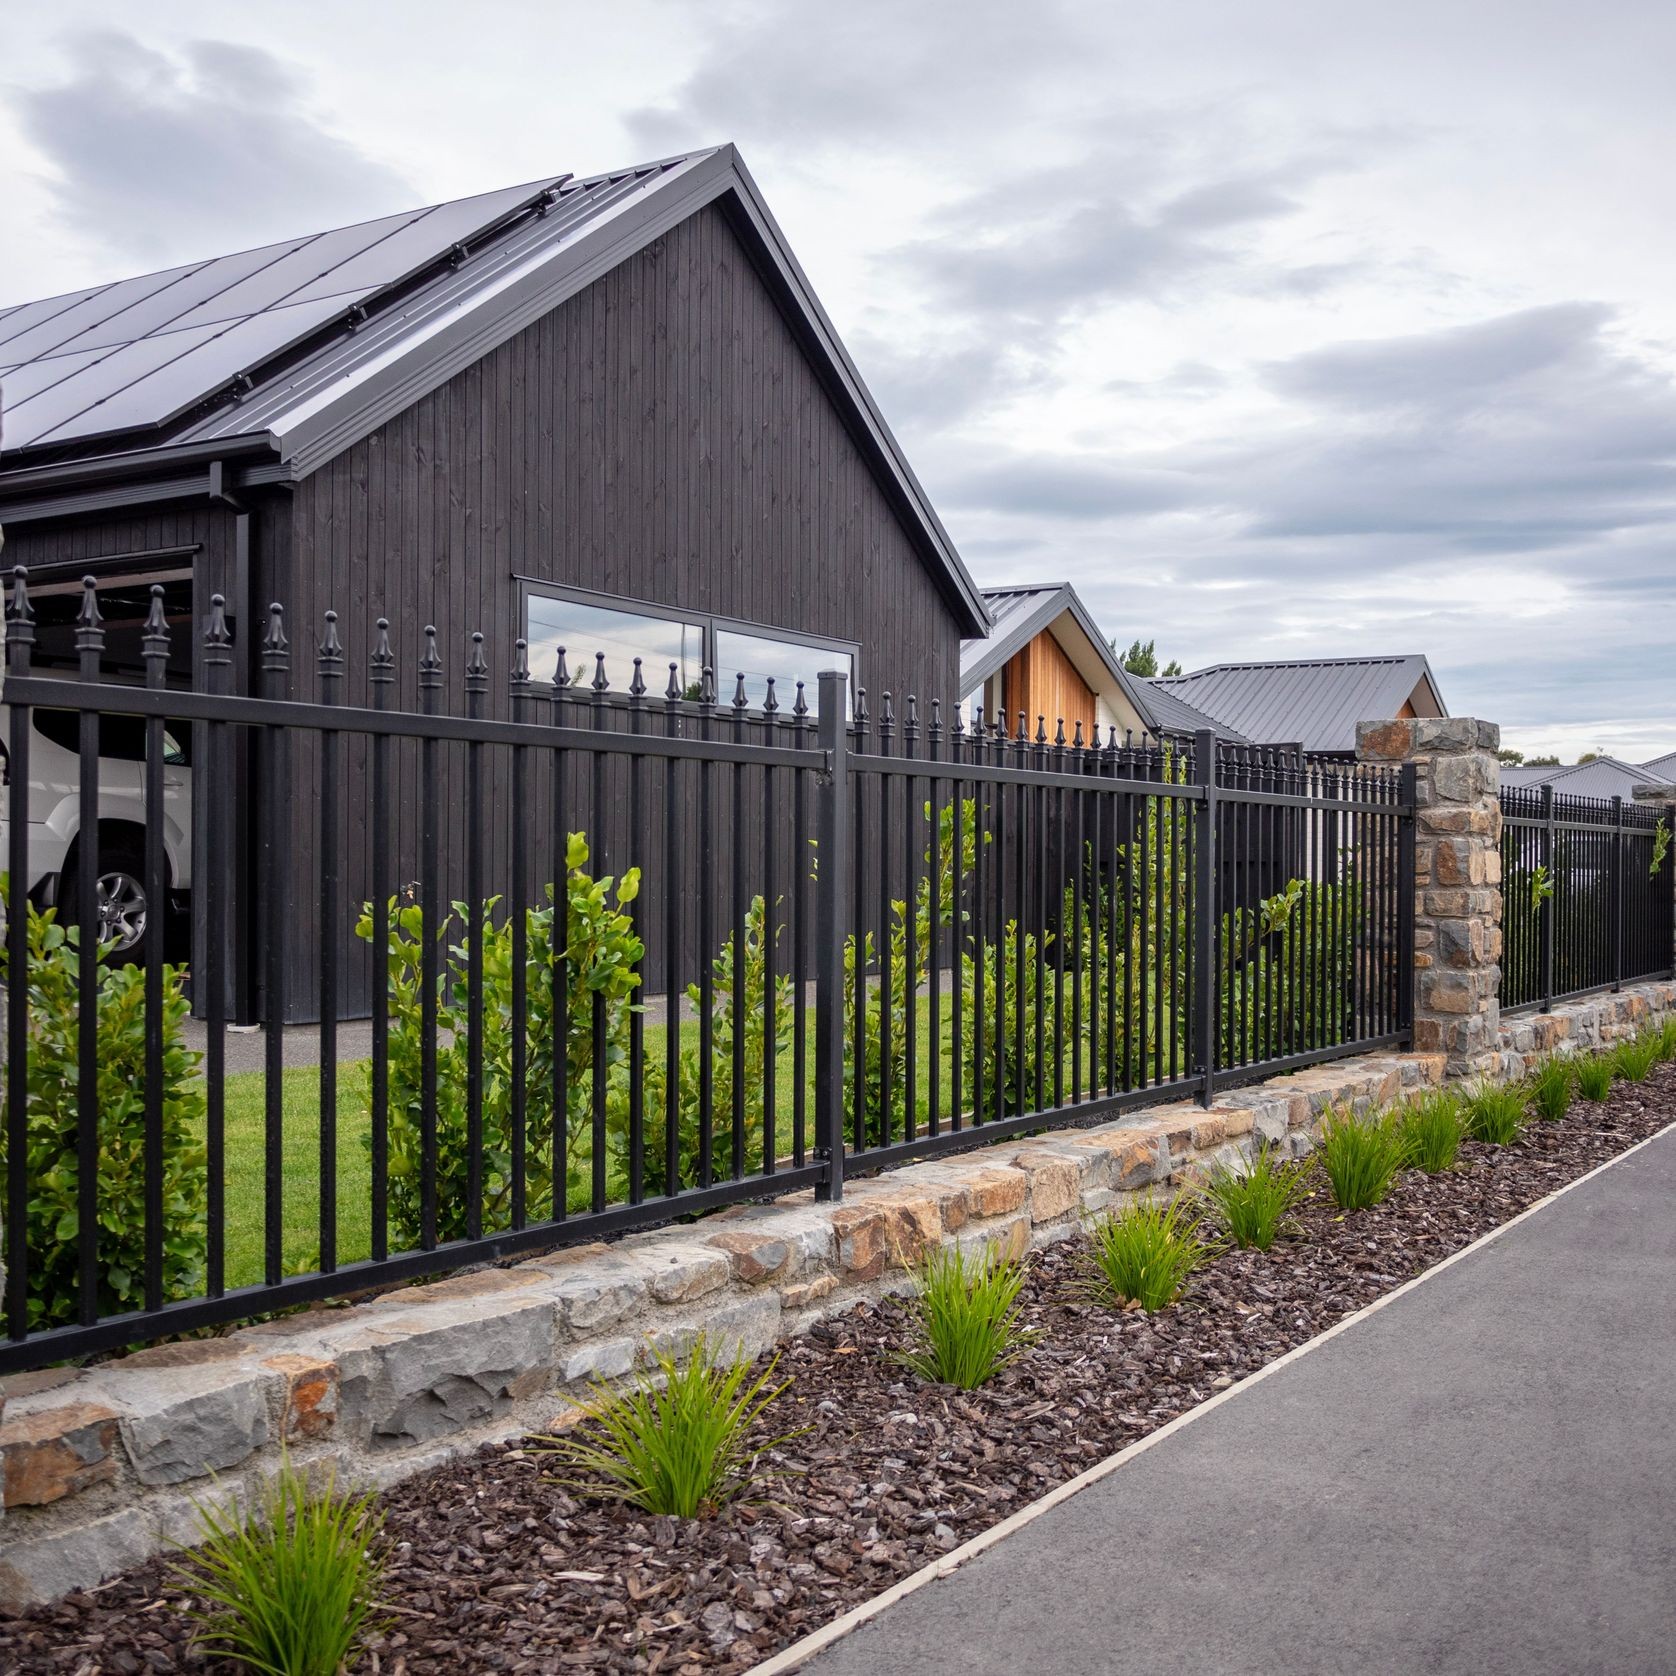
[1499,784,1675,1012]
[1,571,1412,1372]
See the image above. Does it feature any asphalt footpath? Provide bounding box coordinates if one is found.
[800,1124,1676,1676]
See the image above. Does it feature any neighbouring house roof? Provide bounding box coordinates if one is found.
[1502,757,1676,801]
[1640,749,1676,780]
[1134,677,1250,744]
[0,145,989,636]
[959,583,1247,742]
[1151,654,1446,755]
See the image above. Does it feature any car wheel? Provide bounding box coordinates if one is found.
[60,841,151,965]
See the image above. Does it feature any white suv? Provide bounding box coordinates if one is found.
[0,704,193,961]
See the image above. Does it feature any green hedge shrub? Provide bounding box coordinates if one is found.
[0,888,207,1331]
[357,832,641,1245]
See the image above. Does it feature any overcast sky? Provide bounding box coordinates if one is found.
[5,1,1674,759]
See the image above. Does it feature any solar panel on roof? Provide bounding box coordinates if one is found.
[282,179,554,304]
[0,158,690,458]
[0,346,111,408]
[35,295,362,447]
[62,240,315,355]
[0,284,113,355]
[159,213,428,331]
[0,267,207,365]
[2,324,227,448]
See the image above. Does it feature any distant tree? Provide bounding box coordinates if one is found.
[1525,754,1561,767]
[1497,748,1525,766]
[1577,751,1603,764]
[1113,636,1183,678]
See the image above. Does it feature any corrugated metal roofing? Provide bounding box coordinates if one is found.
[1640,749,1676,780]
[1137,677,1249,742]
[960,585,1248,742]
[958,586,1060,690]
[0,174,570,453]
[1499,757,1676,800]
[1152,654,1444,754]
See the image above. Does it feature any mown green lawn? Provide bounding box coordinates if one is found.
[211,1004,978,1288]
[218,1063,373,1289]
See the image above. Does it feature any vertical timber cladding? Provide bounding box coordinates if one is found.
[1000,630,1097,743]
[280,201,969,1019]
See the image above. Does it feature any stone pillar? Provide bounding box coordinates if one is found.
[1357,718,1502,1077]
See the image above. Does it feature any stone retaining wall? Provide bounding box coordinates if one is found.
[3,978,1673,1604]
[1493,980,1676,1077]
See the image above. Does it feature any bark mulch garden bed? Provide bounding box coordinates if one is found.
[6,1072,1673,1675]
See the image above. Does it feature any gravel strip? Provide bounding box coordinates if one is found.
[5,1071,1673,1675]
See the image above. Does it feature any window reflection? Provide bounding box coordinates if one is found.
[525,596,703,698]
[713,629,852,715]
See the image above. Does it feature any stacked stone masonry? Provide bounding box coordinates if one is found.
[4,977,1673,1604]
[1357,716,1504,1078]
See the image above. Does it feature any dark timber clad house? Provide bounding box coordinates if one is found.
[0,146,990,1018]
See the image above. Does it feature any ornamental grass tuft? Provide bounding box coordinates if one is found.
[1463,1080,1528,1146]
[896,1241,1036,1390]
[1613,1033,1660,1083]
[1083,1194,1216,1312]
[1197,1144,1312,1251]
[171,1455,388,1676]
[535,1336,803,1518]
[1318,1105,1408,1211]
[1397,1088,1465,1173]
[1657,1017,1676,1062]
[1528,1056,1574,1123]
[1575,1052,1616,1102]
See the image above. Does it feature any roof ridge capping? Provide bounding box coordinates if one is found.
[1156,652,1426,684]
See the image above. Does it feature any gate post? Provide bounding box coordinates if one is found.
[813,670,850,1203]
[1357,718,1502,1078]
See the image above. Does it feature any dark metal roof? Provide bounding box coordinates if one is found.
[1152,654,1446,754]
[0,175,565,454]
[960,584,1248,742]
[959,586,1071,692]
[1136,676,1250,743]
[1501,757,1676,799]
[0,146,989,637]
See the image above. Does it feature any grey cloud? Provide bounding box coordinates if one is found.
[1226,305,1676,547]
[895,165,1325,325]
[937,455,1208,520]
[1106,360,1233,399]
[14,31,411,269]
[1266,302,1618,410]
[933,300,1676,750]
[1155,177,1302,232]
[627,0,1077,155]
[849,331,1027,433]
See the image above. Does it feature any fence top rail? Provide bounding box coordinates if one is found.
[848,748,1408,812]
[0,673,825,770]
[1500,784,1670,830]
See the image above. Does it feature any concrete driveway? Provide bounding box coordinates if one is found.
[797,1124,1676,1676]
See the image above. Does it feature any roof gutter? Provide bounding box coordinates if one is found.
[0,439,282,525]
